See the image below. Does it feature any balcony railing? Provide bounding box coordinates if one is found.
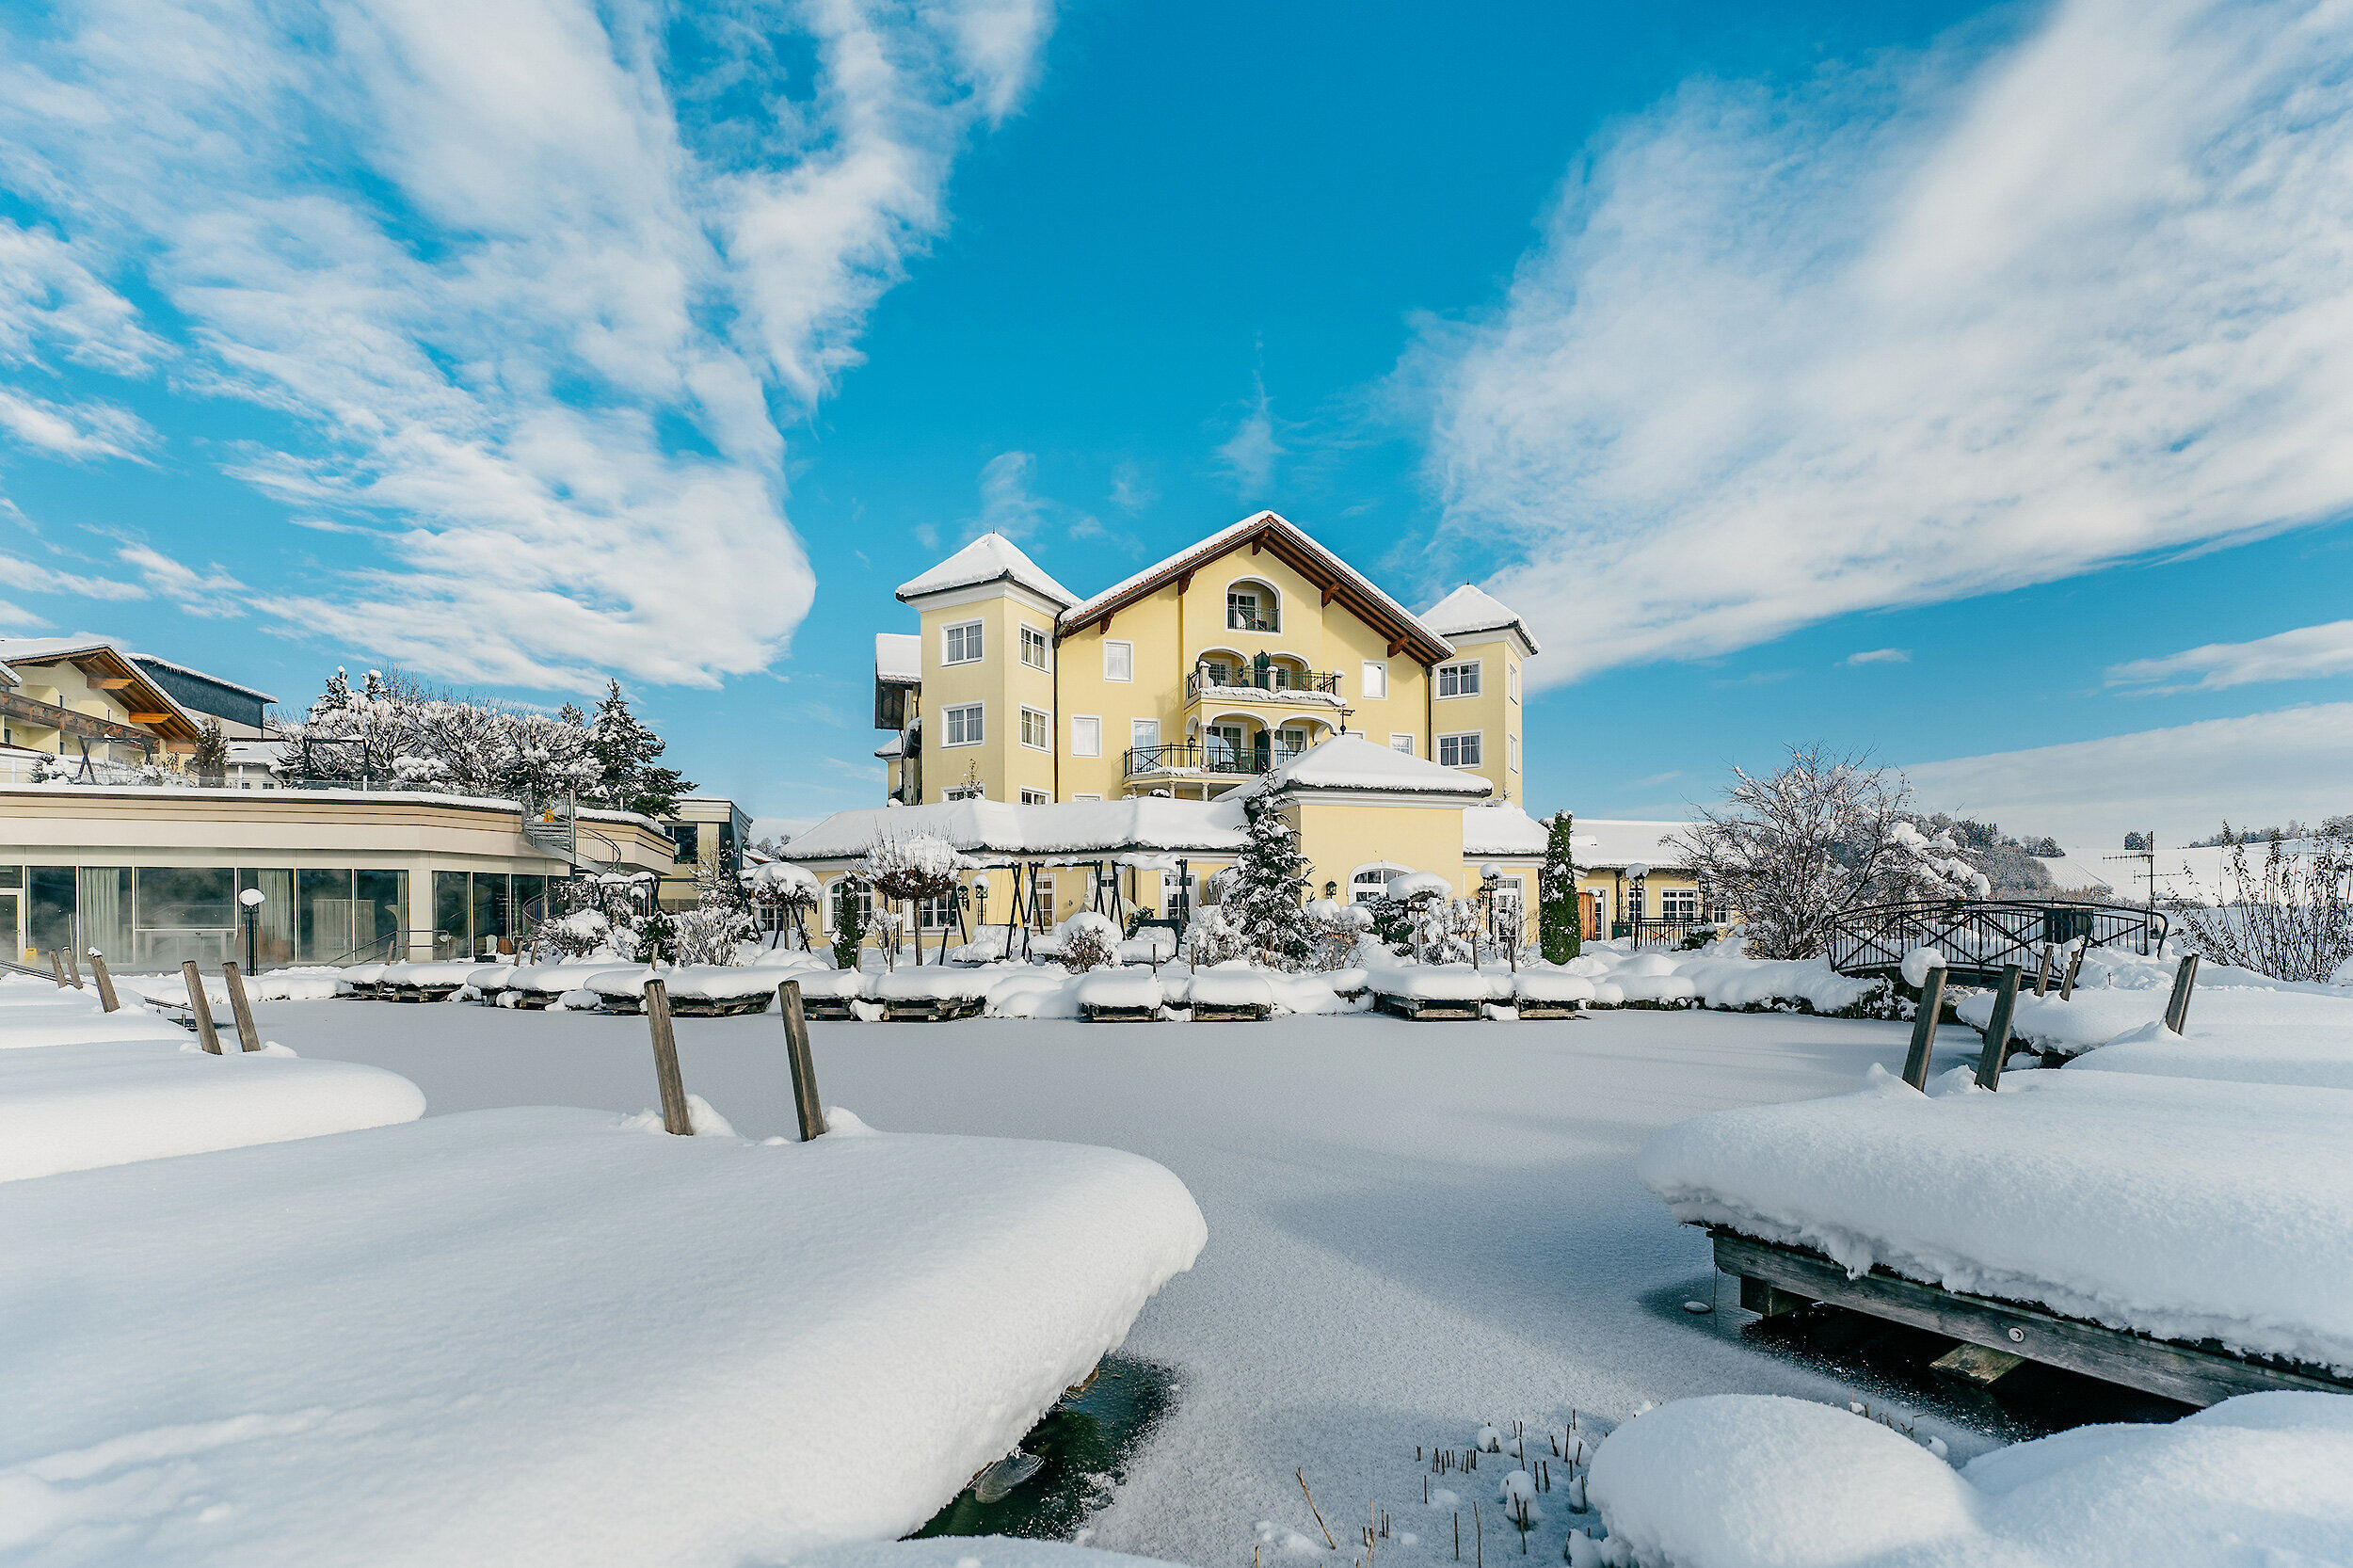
[1186,667,1342,703]
[1124,741,1307,778]
[1225,611,1279,632]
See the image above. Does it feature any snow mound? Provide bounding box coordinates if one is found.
[0,1040,425,1181]
[876,968,991,1003]
[1591,1391,2353,1568]
[0,1105,1206,1563]
[1186,968,1275,1010]
[1076,968,1162,1011]
[1638,1067,2353,1370]
[1515,969,1596,1004]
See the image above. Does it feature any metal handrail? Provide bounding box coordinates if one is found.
[1124,741,1307,777]
[1187,667,1342,701]
[1826,898,2168,978]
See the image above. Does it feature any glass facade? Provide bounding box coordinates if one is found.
[433,872,469,959]
[8,865,411,970]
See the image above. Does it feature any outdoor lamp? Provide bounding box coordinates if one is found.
[238,885,266,972]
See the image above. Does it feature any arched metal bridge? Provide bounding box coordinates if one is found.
[1825,899,2168,984]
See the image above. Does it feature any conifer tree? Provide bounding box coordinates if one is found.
[1226,794,1315,967]
[589,679,692,818]
[1538,810,1582,963]
[190,719,231,786]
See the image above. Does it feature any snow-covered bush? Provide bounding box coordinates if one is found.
[1059,912,1120,972]
[1186,905,1253,968]
[2170,828,2353,983]
[531,908,611,961]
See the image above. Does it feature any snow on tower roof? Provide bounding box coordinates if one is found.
[1247,733,1494,799]
[1419,584,1540,654]
[895,533,1077,608]
[874,632,922,684]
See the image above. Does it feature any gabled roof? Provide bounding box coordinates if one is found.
[1420,584,1540,655]
[0,635,204,741]
[130,651,277,704]
[1248,733,1494,799]
[895,533,1078,608]
[874,632,922,685]
[1058,511,1456,666]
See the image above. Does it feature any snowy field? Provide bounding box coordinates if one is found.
[248,997,1998,1562]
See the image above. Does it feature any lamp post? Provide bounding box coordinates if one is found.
[238,885,266,972]
[1476,862,1503,971]
[1627,861,1650,950]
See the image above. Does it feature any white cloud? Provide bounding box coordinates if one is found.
[1903,704,2353,846]
[1843,648,1911,666]
[0,389,152,461]
[1417,0,2353,689]
[961,449,1097,543]
[2108,618,2353,691]
[0,0,1053,690]
[1214,377,1283,497]
[0,599,50,630]
[0,550,144,600]
[116,542,245,616]
[1109,460,1154,516]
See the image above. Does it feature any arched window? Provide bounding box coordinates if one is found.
[1225,578,1281,633]
[1349,862,1411,904]
[824,877,872,934]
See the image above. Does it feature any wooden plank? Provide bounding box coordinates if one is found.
[1931,1341,2027,1386]
[1975,963,2022,1089]
[1737,1273,1810,1317]
[88,951,120,1013]
[777,981,827,1142]
[1712,1229,2353,1407]
[644,979,692,1135]
[1899,967,1946,1088]
[220,961,262,1051]
[2164,952,2201,1033]
[183,959,222,1053]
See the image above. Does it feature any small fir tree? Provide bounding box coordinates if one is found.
[589,679,692,818]
[1226,794,1316,967]
[190,719,231,787]
[831,879,869,969]
[1538,811,1582,964]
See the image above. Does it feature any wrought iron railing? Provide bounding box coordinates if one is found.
[1124,741,1307,777]
[1225,611,1279,632]
[1187,667,1342,702]
[1825,899,2167,980]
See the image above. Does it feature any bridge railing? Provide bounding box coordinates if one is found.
[1826,899,2166,979]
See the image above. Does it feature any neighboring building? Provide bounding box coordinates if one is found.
[874,511,1536,808]
[3,785,676,968]
[1566,821,1709,940]
[0,636,212,780]
[658,795,752,909]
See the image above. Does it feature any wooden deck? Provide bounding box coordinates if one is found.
[1371,992,1481,1021]
[1712,1228,2353,1408]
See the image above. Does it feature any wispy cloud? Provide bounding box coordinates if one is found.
[2107,618,2353,692]
[0,599,50,630]
[1843,648,1911,666]
[1109,459,1154,516]
[1214,376,1284,498]
[0,550,143,600]
[1416,0,2353,689]
[116,542,245,617]
[1905,703,2353,845]
[0,0,1054,690]
[963,449,1099,543]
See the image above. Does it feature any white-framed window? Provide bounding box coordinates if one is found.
[1389,732,1415,754]
[943,619,984,665]
[1662,888,1701,923]
[1509,734,1521,772]
[1019,624,1049,670]
[1437,660,1481,698]
[1130,717,1160,754]
[1438,730,1482,768]
[943,782,984,801]
[1020,706,1050,750]
[1508,664,1520,702]
[1020,788,1050,806]
[942,702,984,746]
[1070,714,1102,757]
[1028,874,1055,928]
[1360,660,1388,699]
[826,879,872,935]
[1226,584,1277,632]
[1351,863,1409,903]
[917,892,960,930]
[1103,640,1133,681]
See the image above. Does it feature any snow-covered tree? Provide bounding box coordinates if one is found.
[859,833,968,966]
[502,708,600,804]
[1226,795,1315,967]
[189,719,230,787]
[590,680,691,819]
[1675,746,1985,961]
[1538,811,1581,964]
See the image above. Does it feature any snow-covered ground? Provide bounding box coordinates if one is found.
[247,997,1996,1561]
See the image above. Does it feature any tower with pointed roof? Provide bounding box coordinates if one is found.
[1418,584,1540,804]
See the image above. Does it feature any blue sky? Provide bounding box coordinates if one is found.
[4,0,2351,848]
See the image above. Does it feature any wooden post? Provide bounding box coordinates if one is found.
[2059,941,2085,1000]
[88,951,120,1013]
[184,959,223,1053]
[63,945,85,988]
[1900,965,1947,1090]
[1975,963,2023,1090]
[645,978,693,1135]
[49,948,69,988]
[776,980,827,1141]
[2163,952,2201,1034]
[2032,942,2057,998]
[220,961,262,1051]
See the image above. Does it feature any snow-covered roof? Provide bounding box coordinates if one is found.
[0,635,200,732]
[130,650,277,703]
[1418,584,1540,654]
[1463,801,1550,856]
[782,796,1247,865]
[1247,733,1492,799]
[1570,819,1697,871]
[873,735,904,760]
[1057,512,1455,664]
[0,659,15,688]
[874,632,922,684]
[895,533,1078,608]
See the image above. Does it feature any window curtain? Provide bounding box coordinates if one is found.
[76,867,132,967]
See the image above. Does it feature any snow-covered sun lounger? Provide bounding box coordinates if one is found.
[590,967,783,1017]
[1184,968,1274,1021]
[495,961,640,1010]
[875,968,987,1022]
[339,961,391,999]
[0,1106,1205,1562]
[0,1039,424,1181]
[1641,1066,2353,1401]
[1369,965,1506,1020]
[791,968,874,1020]
[375,959,485,1002]
[1513,968,1596,1019]
[1076,968,1161,1022]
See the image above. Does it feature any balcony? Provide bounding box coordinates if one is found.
[1124,740,1308,780]
[1185,666,1343,706]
